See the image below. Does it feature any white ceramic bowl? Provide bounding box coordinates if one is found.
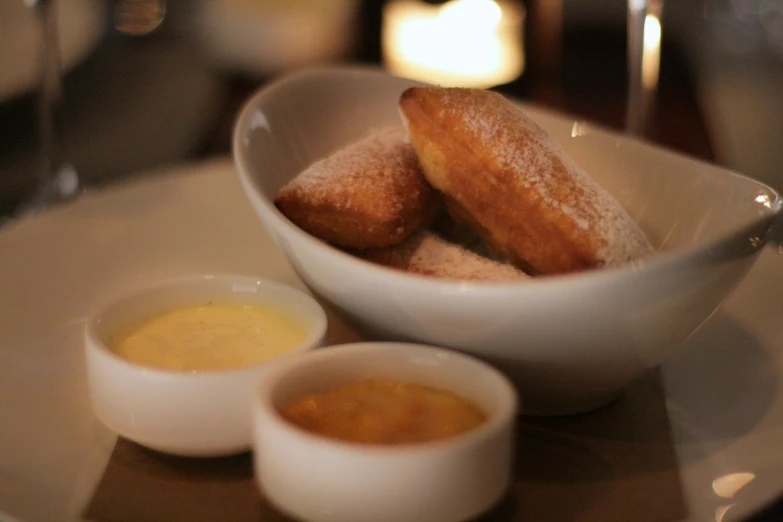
[233,66,783,415]
[253,342,518,522]
[85,274,327,457]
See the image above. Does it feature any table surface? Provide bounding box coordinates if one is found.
[1,158,783,522]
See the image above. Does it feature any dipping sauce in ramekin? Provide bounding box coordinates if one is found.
[253,342,518,522]
[106,302,307,372]
[280,378,487,444]
[85,274,326,457]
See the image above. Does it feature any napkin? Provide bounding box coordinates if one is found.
[83,367,684,522]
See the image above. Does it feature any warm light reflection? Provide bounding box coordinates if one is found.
[715,504,733,522]
[383,0,524,88]
[712,471,756,498]
[711,471,757,521]
[641,13,662,90]
[570,121,589,138]
[114,0,166,35]
[643,13,662,48]
[755,192,773,208]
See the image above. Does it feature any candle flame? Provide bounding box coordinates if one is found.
[641,13,661,90]
[383,0,524,88]
[439,0,502,29]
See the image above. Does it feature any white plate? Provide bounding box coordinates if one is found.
[0,158,781,521]
[0,0,106,102]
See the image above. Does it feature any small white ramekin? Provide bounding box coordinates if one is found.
[253,342,518,522]
[85,274,327,457]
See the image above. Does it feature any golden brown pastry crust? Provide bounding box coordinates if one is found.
[355,229,529,282]
[275,128,443,249]
[399,87,653,274]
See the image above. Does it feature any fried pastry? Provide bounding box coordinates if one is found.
[399,87,654,274]
[275,128,443,249]
[355,229,529,282]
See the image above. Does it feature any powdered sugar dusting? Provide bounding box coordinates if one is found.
[279,127,417,215]
[418,88,653,266]
[359,230,529,282]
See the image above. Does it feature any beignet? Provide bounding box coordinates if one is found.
[399,87,653,274]
[355,229,529,282]
[275,128,443,249]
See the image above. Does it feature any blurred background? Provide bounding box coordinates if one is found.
[0,0,781,215]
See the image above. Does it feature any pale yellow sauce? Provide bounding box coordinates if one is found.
[107,303,307,371]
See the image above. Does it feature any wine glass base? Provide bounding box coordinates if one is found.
[4,163,81,226]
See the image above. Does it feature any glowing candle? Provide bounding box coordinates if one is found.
[642,13,662,90]
[382,0,525,88]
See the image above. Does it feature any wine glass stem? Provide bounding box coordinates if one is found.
[36,0,61,187]
[626,0,664,137]
[27,0,79,210]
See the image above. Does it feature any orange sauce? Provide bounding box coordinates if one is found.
[280,378,486,444]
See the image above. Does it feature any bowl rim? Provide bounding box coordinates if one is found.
[232,65,783,295]
[254,341,519,456]
[84,273,328,378]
